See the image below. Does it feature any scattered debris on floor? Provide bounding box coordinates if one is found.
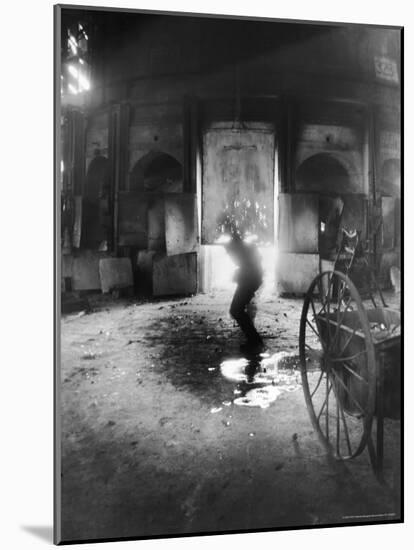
[81,351,98,360]
[60,290,400,539]
[370,322,400,338]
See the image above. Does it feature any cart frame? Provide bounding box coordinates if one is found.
[299,270,400,482]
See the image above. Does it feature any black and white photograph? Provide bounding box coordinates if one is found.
[54,2,402,545]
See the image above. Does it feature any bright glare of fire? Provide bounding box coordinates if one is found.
[215,234,231,244]
[244,233,258,243]
[208,243,276,295]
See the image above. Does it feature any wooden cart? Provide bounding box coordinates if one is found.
[299,270,401,482]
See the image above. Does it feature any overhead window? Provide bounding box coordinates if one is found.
[62,22,91,96]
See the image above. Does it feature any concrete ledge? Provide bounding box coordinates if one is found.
[72,251,103,291]
[153,252,197,296]
[99,258,133,294]
[276,253,319,294]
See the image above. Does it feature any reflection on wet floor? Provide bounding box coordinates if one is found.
[220,352,301,409]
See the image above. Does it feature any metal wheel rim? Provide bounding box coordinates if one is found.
[299,270,376,460]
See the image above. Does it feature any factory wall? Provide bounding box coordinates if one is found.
[60,14,401,296]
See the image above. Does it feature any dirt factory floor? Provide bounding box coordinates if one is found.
[59,289,401,542]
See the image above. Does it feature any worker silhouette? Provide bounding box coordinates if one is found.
[225,230,264,350]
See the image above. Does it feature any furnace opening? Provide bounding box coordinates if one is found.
[200,123,278,295]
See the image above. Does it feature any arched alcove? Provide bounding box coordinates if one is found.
[85,155,110,199]
[296,153,353,194]
[82,155,110,249]
[130,151,183,192]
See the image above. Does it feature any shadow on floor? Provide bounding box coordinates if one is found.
[21,525,53,543]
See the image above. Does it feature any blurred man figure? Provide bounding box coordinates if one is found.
[225,231,264,350]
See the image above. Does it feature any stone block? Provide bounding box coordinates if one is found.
[72,251,102,291]
[99,258,133,294]
[118,192,148,247]
[153,252,197,296]
[278,193,319,253]
[165,193,198,255]
[277,253,319,294]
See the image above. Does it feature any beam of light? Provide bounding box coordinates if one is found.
[68,84,78,95]
[61,161,64,172]
[79,58,85,65]
[78,73,90,91]
[68,65,78,78]
[68,35,78,55]
[68,42,77,56]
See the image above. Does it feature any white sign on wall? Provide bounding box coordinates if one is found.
[374,56,399,84]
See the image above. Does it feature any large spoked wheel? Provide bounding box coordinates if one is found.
[299,271,376,460]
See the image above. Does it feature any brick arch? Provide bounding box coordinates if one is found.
[129,151,183,192]
[295,152,356,194]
